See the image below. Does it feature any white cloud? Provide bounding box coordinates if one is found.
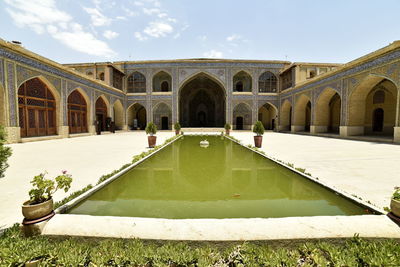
[198,35,207,41]
[134,32,148,41]
[122,6,138,17]
[203,50,223,58]
[134,1,144,6]
[116,16,127,20]
[4,0,116,58]
[226,34,242,42]
[49,23,116,57]
[103,30,119,39]
[83,7,111,27]
[143,22,173,38]
[143,8,161,15]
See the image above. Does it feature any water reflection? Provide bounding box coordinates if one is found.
[69,136,368,218]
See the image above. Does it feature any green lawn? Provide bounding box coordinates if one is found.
[1,224,400,266]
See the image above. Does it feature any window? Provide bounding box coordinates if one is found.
[127,72,146,93]
[235,81,243,92]
[99,72,105,81]
[258,72,277,92]
[373,90,385,104]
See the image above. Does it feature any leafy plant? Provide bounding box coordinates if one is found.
[392,186,400,200]
[0,125,12,178]
[145,122,157,136]
[174,122,181,131]
[224,123,231,130]
[28,171,72,205]
[252,121,265,136]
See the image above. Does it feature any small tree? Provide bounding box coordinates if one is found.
[145,122,157,136]
[0,125,12,178]
[174,122,181,131]
[224,123,231,131]
[252,121,265,136]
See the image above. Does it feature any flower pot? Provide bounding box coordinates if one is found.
[148,135,157,148]
[226,129,230,135]
[22,198,53,220]
[254,136,263,148]
[390,198,400,217]
[175,130,180,135]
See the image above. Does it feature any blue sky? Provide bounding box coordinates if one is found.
[1,0,400,64]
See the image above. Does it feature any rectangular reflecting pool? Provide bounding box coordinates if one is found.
[68,135,370,219]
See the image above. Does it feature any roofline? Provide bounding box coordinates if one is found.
[0,39,123,94]
[287,40,400,92]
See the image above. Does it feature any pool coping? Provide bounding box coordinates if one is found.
[45,133,400,241]
[223,134,384,215]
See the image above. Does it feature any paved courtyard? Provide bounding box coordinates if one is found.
[1,131,399,229]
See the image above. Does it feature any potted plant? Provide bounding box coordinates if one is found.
[22,171,72,221]
[174,122,181,135]
[252,121,265,148]
[390,186,400,217]
[224,123,231,135]
[145,122,157,148]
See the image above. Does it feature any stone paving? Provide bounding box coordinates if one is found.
[1,131,400,230]
[0,131,174,229]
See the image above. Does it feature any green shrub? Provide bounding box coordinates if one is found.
[252,121,265,136]
[145,122,157,135]
[391,186,400,200]
[0,125,12,178]
[224,123,231,130]
[174,122,181,131]
[28,171,72,204]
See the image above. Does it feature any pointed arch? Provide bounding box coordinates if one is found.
[348,74,398,136]
[153,102,172,130]
[67,88,90,134]
[280,99,292,131]
[127,71,146,93]
[293,94,311,132]
[314,87,341,133]
[127,102,147,130]
[233,71,252,92]
[179,71,226,94]
[17,76,60,137]
[153,71,172,92]
[258,102,278,130]
[233,102,252,130]
[113,99,124,130]
[95,95,110,131]
[179,72,226,127]
[258,71,277,93]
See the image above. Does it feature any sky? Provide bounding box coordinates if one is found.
[1,0,400,64]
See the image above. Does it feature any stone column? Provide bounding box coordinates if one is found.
[394,91,400,143]
[251,69,258,126]
[88,90,96,134]
[146,70,152,123]
[172,68,178,124]
[226,68,232,125]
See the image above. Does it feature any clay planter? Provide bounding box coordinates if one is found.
[254,136,263,148]
[175,130,180,135]
[391,198,400,217]
[22,198,53,220]
[148,136,157,148]
[225,129,230,136]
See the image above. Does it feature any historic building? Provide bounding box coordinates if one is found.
[1,39,399,143]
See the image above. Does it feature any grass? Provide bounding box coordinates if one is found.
[1,225,400,266]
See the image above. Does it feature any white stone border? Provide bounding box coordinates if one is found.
[55,135,183,214]
[224,135,383,214]
[44,133,400,241]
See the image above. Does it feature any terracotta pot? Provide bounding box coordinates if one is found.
[175,130,180,135]
[22,198,53,220]
[225,129,230,135]
[148,135,157,148]
[254,136,263,148]
[390,198,400,217]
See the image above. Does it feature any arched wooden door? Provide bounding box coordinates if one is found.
[18,78,57,137]
[68,90,88,134]
[95,97,108,131]
[373,108,384,132]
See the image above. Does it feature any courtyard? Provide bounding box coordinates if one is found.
[1,131,399,230]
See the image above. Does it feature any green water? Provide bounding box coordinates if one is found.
[68,136,369,218]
